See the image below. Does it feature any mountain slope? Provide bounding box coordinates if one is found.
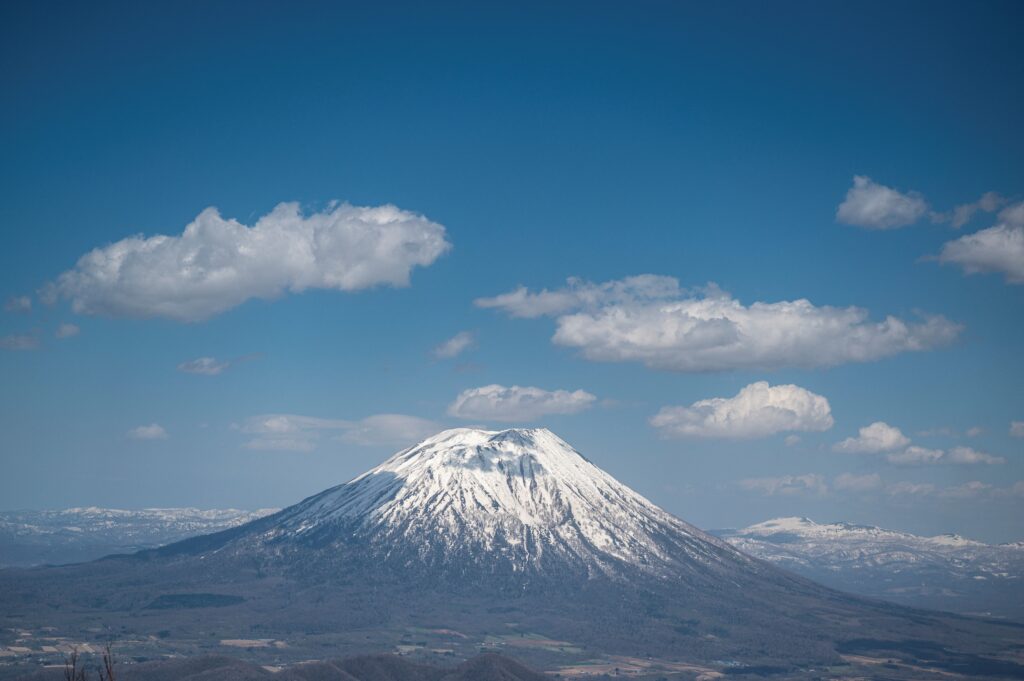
[716,516,1024,618]
[170,428,758,584]
[1,429,1022,679]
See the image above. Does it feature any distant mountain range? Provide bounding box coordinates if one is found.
[0,507,277,567]
[714,517,1024,619]
[1,429,1022,680]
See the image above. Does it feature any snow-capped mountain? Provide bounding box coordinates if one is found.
[173,428,760,584]
[3,428,1022,674]
[0,507,276,567]
[716,517,1024,618]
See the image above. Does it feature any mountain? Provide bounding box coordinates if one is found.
[715,516,1024,618]
[1,428,1022,680]
[0,507,277,567]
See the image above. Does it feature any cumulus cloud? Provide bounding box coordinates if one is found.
[1011,421,1024,438]
[938,201,1024,284]
[941,481,994,499]
[834,472,883,492]
[55,323,79,339]
[476,276,959,372]
[433,331,476,359]
[127,423,168,440]
[833,421,911,453]
[938,224,1024,283]
[738,474,828,497]
[4,296,31,313]
[178,357,230,376]
[650,382,833,439]
[447,384,596,422]
[836,176,928,229]
[240,413,441,451]
[886,445,944,465]
[44,201,451,322]
[945,446,1005,465]
[0,334,38,350]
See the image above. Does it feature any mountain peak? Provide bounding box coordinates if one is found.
[242,427,742,579]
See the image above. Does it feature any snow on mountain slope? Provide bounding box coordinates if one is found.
[200,428,758,581]
[0,507,277,567]
[716,517,1024,617]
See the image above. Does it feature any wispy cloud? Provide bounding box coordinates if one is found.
[476,276,959,372]
[432,331,476,359]
[127,423,168,440]
[44,201,451,322]
[178,357,230,375]
[738,474,828,497]
[448,384,596,422]
[55,323,80,339]
[4,296,31,313]
[0,334,39,350]
[240,413,441,452]
[650,382,833,439]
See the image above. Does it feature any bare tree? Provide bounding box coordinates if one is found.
[63,643,116,681]
[63,649,86,681]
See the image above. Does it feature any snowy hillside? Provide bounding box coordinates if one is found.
[716,517,1024,618]
[0,507,277,567]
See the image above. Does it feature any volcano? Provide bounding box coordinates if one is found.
[1,428,1021,678]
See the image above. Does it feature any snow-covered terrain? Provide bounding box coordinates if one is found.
[716,517,1024,618]
[0,506,277,567]
[254,427,752,579]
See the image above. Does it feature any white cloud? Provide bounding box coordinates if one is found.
[886,444,1004,466]
[477,276,959,372]
[949,191,1005,229]
[475,275,681,319]
[1011,421,1024,438]
[55,323,80,339]
[127,423,168,440]
[45,201,451,322]
[941,481,993,499]
[945,446,1005,465]
[784,434,801,447]
[938,201,1024,284]
[447,384,597,422]
[337,414,443,446]
[966,426,983,437]
[836,176,928,229]
[938,224,1024,284]
[432,331,476,359]
[834,472,883,492]
[240,413,441,451]
[833,421,911,453]
[886,445,944,465]
[178,357,230,375]
[886,481,936,497]
[0,334,38,350]
[738,474,828,497]
[4,296,31,313]
[649,381,833,439]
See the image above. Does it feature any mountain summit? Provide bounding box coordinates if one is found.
[252,427,747,580]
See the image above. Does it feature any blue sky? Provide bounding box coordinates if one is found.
[2,1,1022,541]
